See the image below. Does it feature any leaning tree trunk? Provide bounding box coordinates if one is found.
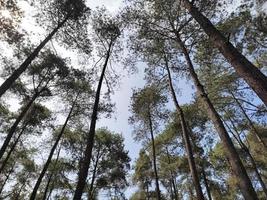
[146,184,150,200]
[165,56,205,200]
[46,186,54,200]
[14,173,30,200]
[181,0,267,105]
[226,117,267,198]
[30,95,77,200]
[165,147,179,200]
[73,41,113,200]
[88,147,101,199]
[201,165,212,200]
[169,180,174,200]
[0,161,15,194]
[148,113,161,200]
[0,123,27,173]
[175,33,259,200]
[0,91,40,160]
[42,169,54,200]
[42,147,61,200]
[229,90,267,148]
[246,148,267,198]
[0,16,69,98]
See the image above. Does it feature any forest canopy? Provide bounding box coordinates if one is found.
[0,0,267,199]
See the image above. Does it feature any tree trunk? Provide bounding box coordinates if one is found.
[0,92,39,160]
[169,180,174,200]
[165,147,179,200]
[148,113,161,200]
[0,16,69,98]
[14,173,30,200]
[246,149,267,198]
[73,41,112,200]
[175,34,258,200]
[42,147,61,200]
[229,90,267,148]
[0,123,27,173]
[88,147,101,199]
[0,161,15,194]
[171,180,179,200]
[42,171,53,200]
[30,95,77,200]
[181,0,267,105]
[226,117,267,198]
[46,186,53,200]
[165,56,205,200]
[202,166,212,200]
[146,184,150,200]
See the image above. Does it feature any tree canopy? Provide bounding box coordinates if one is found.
[0,0,266,199]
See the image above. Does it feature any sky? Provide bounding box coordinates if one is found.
[88,0,139,150]
[86,1,193,198]
[85,1,195,199]
[86,0,194,155]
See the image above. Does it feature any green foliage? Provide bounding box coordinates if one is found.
[132,150,153,189]
[93,128,131,193]
[129,190,147,200]
[129,85,168,141]
[60,127,131,198]
[0,0,267,199]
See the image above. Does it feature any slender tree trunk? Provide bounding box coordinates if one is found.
[172,180,179,200]
[241,146,267,198]
[181,0,267,105]
[0,16,69,98]
[148,113,161,200]
[15,183,26,200]
[14,173,30,200]
[88,147,101,199]
[146,183,150,200]
[229,91,267,148]
[42,171,53,200]
[0,123,27,173]
[174,34,258,200]
[165,56,205,200]
[0,92,39,160]
[169,180,175,200]
[247,150,267,198]
[73,42,113,200]
[30,95,77,200]
[0,161,15,194]
[42,147,61,200]
[165,147,179,200]
[46,186,53,200]
[171,180,178,200]
[47,172,69,200]
[226,117,267,198]
[201,166,212,200]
